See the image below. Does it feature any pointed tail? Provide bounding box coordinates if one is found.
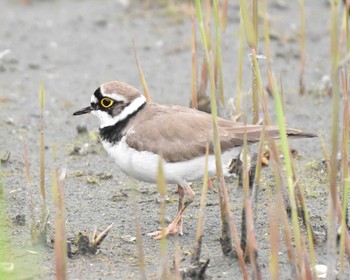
[285,128,318,139]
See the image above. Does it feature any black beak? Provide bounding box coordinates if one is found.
[73,106,93,116]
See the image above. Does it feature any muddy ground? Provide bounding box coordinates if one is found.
[0,0,348,279]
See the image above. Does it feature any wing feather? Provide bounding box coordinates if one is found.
[125,104,315,163]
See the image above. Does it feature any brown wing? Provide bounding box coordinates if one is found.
[125,104,315,163]
[218,118,316,142]
[125,104,222,162]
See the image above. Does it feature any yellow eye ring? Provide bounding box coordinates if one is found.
[100,98,114,108]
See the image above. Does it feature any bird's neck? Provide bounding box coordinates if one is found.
[99,102,146,145]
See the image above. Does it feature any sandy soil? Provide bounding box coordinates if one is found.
[0,0,348,279]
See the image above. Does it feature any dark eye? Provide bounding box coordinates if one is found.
[100,98,114,108]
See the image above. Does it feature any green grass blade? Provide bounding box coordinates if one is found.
[195,1,248,277]
[236,15,244,119]
[269,70,302,273]
[213,0,225,106]
[328,1,340,277]
[239,0,256,48]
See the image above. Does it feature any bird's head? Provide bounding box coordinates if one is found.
[73,81,146,128]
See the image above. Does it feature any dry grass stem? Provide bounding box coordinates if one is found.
[131,182,147,279]
[39,82,46,212]
[299,0,306,95]
[191,143,209,264]
[91,224,113,247]
[269,203,279,280]
[196,1,248,278]
[53,168,67,280]
[242,133,261,279]
[328,1,341,277]
[157,157,169,279]
[132,40,152,103]
[191,8,198,109]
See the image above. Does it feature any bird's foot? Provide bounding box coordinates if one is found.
[208,177,213,190]
[147,223,183,240]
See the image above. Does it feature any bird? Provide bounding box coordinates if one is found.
[73,81,316,239]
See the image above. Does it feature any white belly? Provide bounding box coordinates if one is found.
[101,137,241,186]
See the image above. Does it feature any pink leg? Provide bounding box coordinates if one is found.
[148,182,195,239]
[208,177,213,190]
[176,184,185,235]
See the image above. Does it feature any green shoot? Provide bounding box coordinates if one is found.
[196,1,248,278]
[213,0,224,106]
[269,70,302,274]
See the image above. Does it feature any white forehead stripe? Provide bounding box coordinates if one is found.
[92,94,147,128]
[91,95,98,103]
[103,93,127,102]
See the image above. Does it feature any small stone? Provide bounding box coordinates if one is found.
[58,168,67,181]
[315,264,328,278]
[5,117,14,125]
[120,235,136,243]
[111,192,128,202]
[28,63,40,69]
[98,172,113,180]
[94,19,107,27]
[155,193,170,203]
[274,0,287,10]
[13,214,25,226]
[0,49,11,60]
[70,143,89,156]
[0,151,10,163]
[76,124,88,134]
[87,176,100,185]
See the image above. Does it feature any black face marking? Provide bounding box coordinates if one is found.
[99,103,146,144]
[90,87,102,110]
[92,87,126,116]
[94,87,103,100]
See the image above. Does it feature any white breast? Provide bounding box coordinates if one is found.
[101,137,241,186]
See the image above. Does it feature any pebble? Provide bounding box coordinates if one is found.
[13,214,26,226]
[5,117,14,125]
[71,143,89,155]
[315,264,327,278]
[76,124,88,134]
